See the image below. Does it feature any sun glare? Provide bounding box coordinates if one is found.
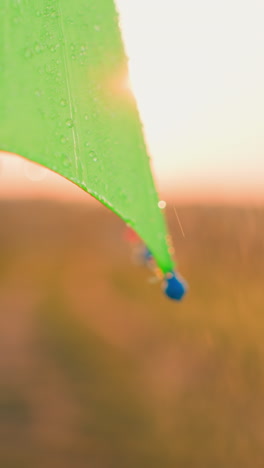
[116,0,264,199]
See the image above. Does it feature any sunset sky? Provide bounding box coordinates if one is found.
[1,0,263,202]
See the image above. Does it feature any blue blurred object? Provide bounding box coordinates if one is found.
[143,247,153,262]
[164,272,187,301]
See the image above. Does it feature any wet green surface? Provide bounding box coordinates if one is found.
[0,0,173,272]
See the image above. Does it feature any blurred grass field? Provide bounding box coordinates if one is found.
[0,199,264,467]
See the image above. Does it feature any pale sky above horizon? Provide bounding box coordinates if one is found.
[116,0,264,199]
[0,0,263,202]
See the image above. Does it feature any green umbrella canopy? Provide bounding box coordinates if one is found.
[0,0,175,275]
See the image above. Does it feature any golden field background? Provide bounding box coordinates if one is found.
[0,200,264,467]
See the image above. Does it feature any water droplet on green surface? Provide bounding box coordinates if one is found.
[66,119,74,128]
[60,136,67,144]
[63,159,70,168]
[34,43,42,53]
[24,48,32,59]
